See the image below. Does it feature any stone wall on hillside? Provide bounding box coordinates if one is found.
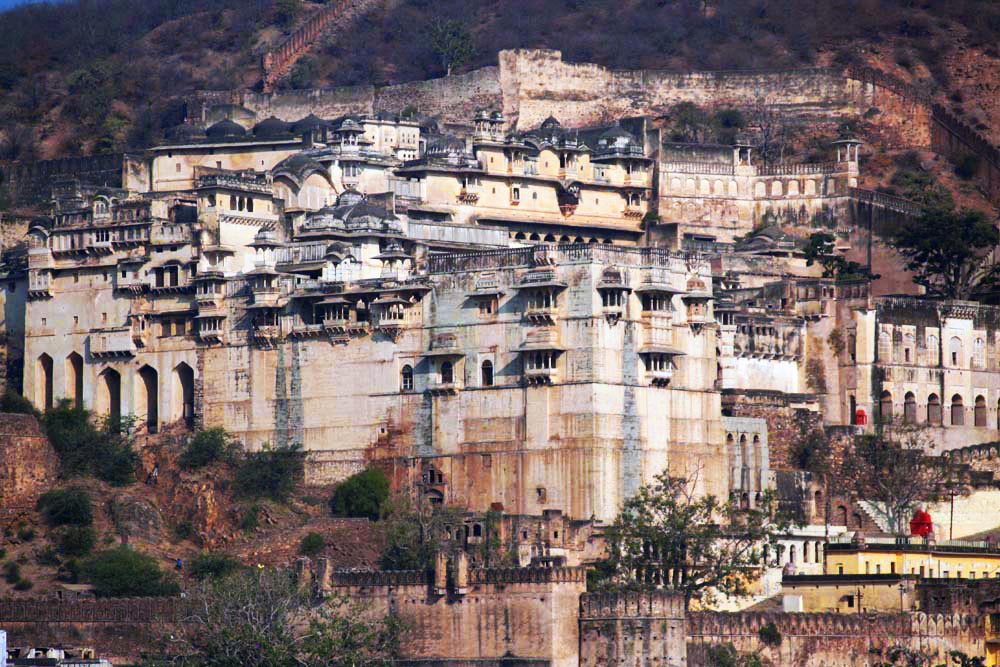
[0,413,58,522]
[0,154,122,208]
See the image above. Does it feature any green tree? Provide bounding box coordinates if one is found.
[37,487,93,527]
[330,468,389,520]
[706,643,765,667]
[170,568,402,667]
[889,207,1000,300]
[190,552,243,581]
[234,443,305,501]
[803,232,876,279]
[668,102,710,143]
[603,472,788,608]
[299,531,325,556]
[42,401,139,485]
[427,19,474,76]
[274,0,301,30]
[83,546,180,597]
[180,427,235,470]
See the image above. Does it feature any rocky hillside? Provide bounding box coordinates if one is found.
[0,0,998,162]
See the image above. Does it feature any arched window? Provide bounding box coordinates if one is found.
[440,361,454,384]
[975,395,987,427]
[951,394,965,426]
[852,512,863,529]
[837,505,848,526]
[400,365,413,392]
[481,360,494,387]
[928,394,942,425]
[788,544,796,563]
[848,333,857,362]
[904,392,917,424]
[879,391,893,422]
[878,330,892,361]
[927,334,939,365]
[903,333,915,363]
[950,336,963,367]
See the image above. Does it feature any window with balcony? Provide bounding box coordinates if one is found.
[525,351,557,371]
[401,365,413,392]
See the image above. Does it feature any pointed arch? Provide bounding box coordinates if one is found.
[65,352,83,409]
[171,362,195,427]
[97,368,121,423]
[36,353,53,411]
[136,365,159,434]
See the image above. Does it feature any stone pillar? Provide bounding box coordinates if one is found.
[433,551,448,595]
[455,551,469,594]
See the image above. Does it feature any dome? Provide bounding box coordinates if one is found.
[165,123,205,142]
[291,114,331,135]
[205,119,247,140]
[335,188,365,207]
[253,116,291,138]
[425,134,467,157]
[599,125,636,143]
[336,118,364,133]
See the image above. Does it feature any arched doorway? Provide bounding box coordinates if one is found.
[36,353,53,411]
[172,363,195,427]
[97,368,121,423]
[137,365,159,434]
[65,352,83,409]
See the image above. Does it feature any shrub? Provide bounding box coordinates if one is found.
[59,526,96,557]
[36,545,60,566]
[329,468,390,520]
[173,520,194,541]
[37,487,93,526]
[13,578,33,591]
[16,526,34,542]
[190,552,242,580]
[0,390,36,415]
[83,546,180,597]
[3,561,20,583]
[235,443,304,501]
[758,621,782,647]
[239,505,260,531]
[43,401,138,485]
[180,427,233,470]
[299,531,325,556]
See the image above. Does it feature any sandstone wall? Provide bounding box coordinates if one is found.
[579,591,687,667]
[686,611,986,667]
[0,413,58,523]
[0,154,123,208]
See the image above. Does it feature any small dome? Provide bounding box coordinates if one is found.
[686,277,708,292]
[599,125,636,142]
[253,116,291,138]
[426,134,467,157]
[291,114,331,134]
[336,188,365,207]
[206,119,247,140]
[336,118,364,133]
[490,110,504,121]
[475,109,490,121]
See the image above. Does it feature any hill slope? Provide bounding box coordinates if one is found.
[0,0,997,162]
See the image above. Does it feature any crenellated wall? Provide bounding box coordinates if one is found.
[579,591,687,667]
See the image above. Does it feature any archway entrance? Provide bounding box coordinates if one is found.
[171,362,194,427]
[137,365,159,434]
[65,352,83,409]
[36,353,53,410]
[97,368,121,423]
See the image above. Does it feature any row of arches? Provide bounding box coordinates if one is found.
[509,232,616,245]
[400,360,496,392]
[35,353,194,432]
[878,391,1000,427]
[665,176,827,198]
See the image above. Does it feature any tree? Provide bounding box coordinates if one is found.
[839,423,960,535]
[602,472,788,609]
[378,495,464,571]
[234,443,305,501]
[747,97,798,166]
[889,207,1000,300]
[166,567,402,667]
[180,427,235,470]
[668,102,710,143]
[803,232,880,280]
[427,19,474,76]
[274,0,301,30]
[37,487,93,527]
[706,643,766,667]
[329,468,390,520]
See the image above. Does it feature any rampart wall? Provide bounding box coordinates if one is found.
[686,610,986,667]
[0,413,58,524]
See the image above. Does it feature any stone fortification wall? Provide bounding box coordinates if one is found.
[686,610,985,667]
[0,596,186,662]
[0,413,58,524]
[579,591,687,667]
[322,565,587,667]
[0,154,122,208]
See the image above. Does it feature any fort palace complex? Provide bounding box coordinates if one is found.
[4,49,1000,667]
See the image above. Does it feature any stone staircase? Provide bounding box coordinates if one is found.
[260,0,383,92]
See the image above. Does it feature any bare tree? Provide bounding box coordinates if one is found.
[746,96,798,166]
[839,423,962,535]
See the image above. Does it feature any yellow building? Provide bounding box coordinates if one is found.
[826,535,1000,580]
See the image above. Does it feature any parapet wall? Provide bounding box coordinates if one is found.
[580,591,687,667]
[686,611,985,667]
